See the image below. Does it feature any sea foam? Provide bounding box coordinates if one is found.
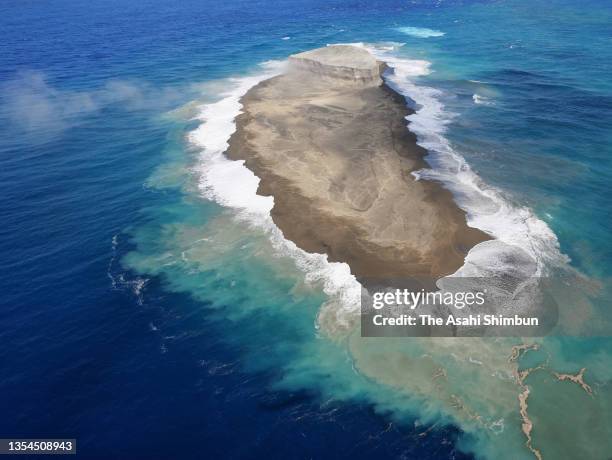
[189,60,361,333]
[360,43,569,279]
[395,26,445,38]
[191,45,569,334]
[473,93,495,106]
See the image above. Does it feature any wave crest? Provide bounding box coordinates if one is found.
[363,44,569,280]
[395,26,445,38]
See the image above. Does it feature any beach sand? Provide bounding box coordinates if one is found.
[226,45,488,282]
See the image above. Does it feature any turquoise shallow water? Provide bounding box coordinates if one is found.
[1,0,611,458]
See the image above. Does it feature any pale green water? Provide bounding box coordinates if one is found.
[122,95,612,459]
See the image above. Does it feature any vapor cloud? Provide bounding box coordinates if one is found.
[1,71,185,134]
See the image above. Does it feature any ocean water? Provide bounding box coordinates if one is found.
[1,0,611,459]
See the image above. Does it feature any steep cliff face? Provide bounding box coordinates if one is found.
[288,45,382,87]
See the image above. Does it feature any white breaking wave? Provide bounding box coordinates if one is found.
[189,60,362,332]
[473,94,495,106]
[358,43,569,278]
[190,44,569,334]
[395,26,445,38]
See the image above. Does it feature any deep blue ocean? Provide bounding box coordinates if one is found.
[1,0,611,459]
